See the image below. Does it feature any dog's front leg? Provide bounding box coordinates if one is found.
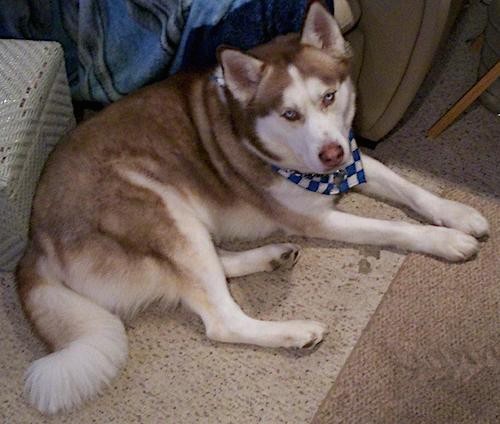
[218,243,300,278]
[356,155,489,238]
[300,210,480,261]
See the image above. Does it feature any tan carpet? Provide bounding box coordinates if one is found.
[312,189,500,424]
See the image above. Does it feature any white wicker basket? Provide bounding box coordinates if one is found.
[0,40,75,271]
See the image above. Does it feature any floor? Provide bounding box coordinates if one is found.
[0,1,498,423]
[313,188,499,424]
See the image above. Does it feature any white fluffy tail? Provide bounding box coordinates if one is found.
[22,283,128,414]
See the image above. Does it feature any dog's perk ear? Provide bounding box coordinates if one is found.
[301,2,347,57]
[217,47,265,104]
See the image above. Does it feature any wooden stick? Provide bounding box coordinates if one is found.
[469,33,484,53]
[427,61,500,139]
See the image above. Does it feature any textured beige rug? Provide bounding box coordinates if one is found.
[313,189,500,424]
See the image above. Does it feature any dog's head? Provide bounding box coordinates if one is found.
[217,2,355,174]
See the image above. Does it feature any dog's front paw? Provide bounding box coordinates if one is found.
[426,227,480,262]
[433,200,489,239]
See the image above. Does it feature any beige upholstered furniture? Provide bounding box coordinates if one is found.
[0,40,75,271]
[335,0,464,141]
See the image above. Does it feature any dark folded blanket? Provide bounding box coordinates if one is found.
[0,0,333,103]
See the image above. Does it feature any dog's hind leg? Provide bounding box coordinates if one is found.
[175,222,324,348]
[218,243,300,278]
[120,171,325,348]
[356,155,489,238]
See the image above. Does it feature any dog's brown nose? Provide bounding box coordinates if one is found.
[319,143,344,168]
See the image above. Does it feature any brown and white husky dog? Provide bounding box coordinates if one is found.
[17,2,489,415]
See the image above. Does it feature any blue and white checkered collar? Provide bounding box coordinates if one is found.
[271,130,366,195]
[211,70,366,195]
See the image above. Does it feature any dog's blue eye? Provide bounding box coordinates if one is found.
[282,109,300,121]
[322,91,336,107]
